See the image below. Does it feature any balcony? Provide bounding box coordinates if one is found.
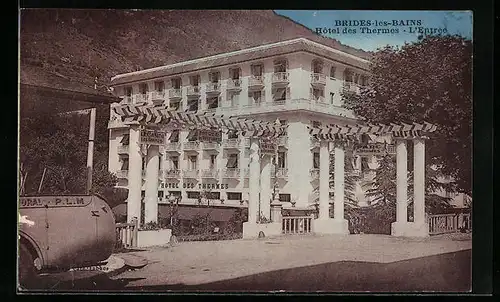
[117,145,129,154]
[311,73,326,87]
[243,138,251,148]
[343,82,360,94]
[248,75,264,90]
[222,138,241,149]
[206,82,221,95]
[244,168,250,178]
[272,72,290,86]
[164,169,181,178]
[164,142,181,152]
[201,169,219,179]
[309,168,320,180]
[277,136,288,147]
[183,169,199,179]
[136,93,150,104]
[222,168,240,178]
[186,85,201,98]
[227,79,242,91]
[202,141,220,151]
[116,170,128,179]
[151,91,166,102]
[184,141,200,151]
[169,88,182,100]
[311,96,326,103]
[205,106,220,114]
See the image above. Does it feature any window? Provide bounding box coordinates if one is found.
[279,119,287,126]
[125,87,133,96]
[312,88,324,101]
[171,78,182,89]
[330,67,336,79]
[169,130,179,142]
[277,151,286,169]
[170,100,181,110]
[361,157,369,173]
[159,154,163,171]
[230,68,240,80]
[170,156,179,170]
[154,81,164,92]
[354,74,360,85]
[210,155,217,169]
[279,194,291,203]
[227,192,242,200]
[312,60,323,74]
[121,158,129,170]
[313,152,320,169]
[360,75,368,86]
[187,99,199,112]
[190,75,200,86]
[273,88,286,101]
[251,64,263,76]
[343,69,353,83]
[168,191,182,198]
[312,121,322,128]
[187,129,198,141]
[330,92,335,104]
[251,91,262,103]
[208,71,220,83]
[207,96,219,109]
[226,153,239,168]
[274,59,287,72]
[140,83,148,95]
[141,157,146,171]
[120,134,130,145]
[206,192,221,200]
[187,191,200,199]
[188,155,198,170]
[229,92,239,107]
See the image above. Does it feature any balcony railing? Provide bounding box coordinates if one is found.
[205,107,219,114]
[311,96,325,103]
[116,170,129,179]
[117,145,129,154]
[243,168,250,178]
[201,169,219,178]
[184,141,200,150]
[186,85,201,97]
[309,168,320,179]
[343,82,360,93]
[282,215,313,235]
[222,138,241,149]
[151,90,166,101]
[311,73,326,86]
[169,88,182,99]
[206,82,221,94]
[222,168,240,178]
[248,75,264,88]
[274,168,289,179]
[164,169,181,178]
[428,213,471,235]
[135,93,149,103]
[272,72,290,85]
[227,78,242,90]
[164,142,181,152]
[202,141,220,150]
[183,169,199,178]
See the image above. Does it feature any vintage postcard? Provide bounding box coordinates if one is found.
[18,9,474,293]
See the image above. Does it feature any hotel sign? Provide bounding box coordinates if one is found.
[140,129,166,145]
[354,143,388,156]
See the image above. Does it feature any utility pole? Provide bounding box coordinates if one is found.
[86,107,96,194]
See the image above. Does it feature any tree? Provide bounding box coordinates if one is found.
[19,100,117,198]
[343,35,472,196]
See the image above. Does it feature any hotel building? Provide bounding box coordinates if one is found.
[107,38,373,216]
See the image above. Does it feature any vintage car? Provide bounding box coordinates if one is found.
[18,195,116,287]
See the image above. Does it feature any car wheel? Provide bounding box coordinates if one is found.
[19,243,37,289]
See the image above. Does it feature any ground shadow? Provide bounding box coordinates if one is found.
[124,249,471,293]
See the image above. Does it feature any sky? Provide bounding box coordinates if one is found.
[274,10,472,51]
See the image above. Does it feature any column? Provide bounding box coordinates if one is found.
[127,125,142,223]
[413,139,426,225]
[333,142,345,221]
[318,140,330,220]
[144,145,159,224]
[395,139,408,223]
[247,138,260,223]
[260,154,272,220]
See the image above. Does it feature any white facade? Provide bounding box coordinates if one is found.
[108,38,371,210]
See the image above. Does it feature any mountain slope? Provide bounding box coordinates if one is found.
[20,9,371,95]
